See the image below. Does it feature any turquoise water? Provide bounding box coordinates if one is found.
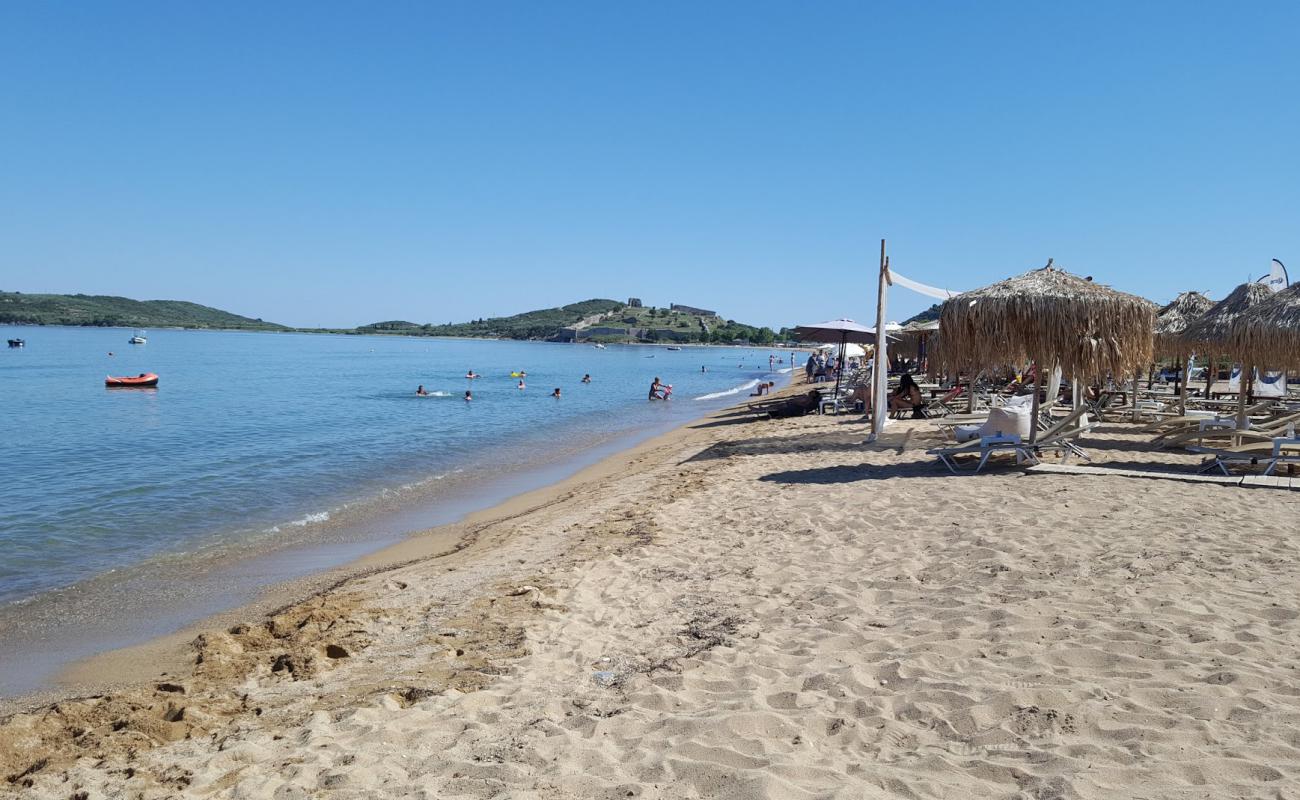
[0,327,793,695]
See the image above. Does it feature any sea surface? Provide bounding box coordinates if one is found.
[0,326,795,696]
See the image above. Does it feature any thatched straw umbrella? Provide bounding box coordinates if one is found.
[1229,281,1300,370]
[1154,291,1215,414]
[894,319,939,371]
[1179,282,1275,429]
[935,262,1155,439]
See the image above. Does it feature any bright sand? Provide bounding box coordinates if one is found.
[4,396,1300,798]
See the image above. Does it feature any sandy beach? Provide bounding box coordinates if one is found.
[4,393,1300,799]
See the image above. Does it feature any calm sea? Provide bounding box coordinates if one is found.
[0,326,795,696]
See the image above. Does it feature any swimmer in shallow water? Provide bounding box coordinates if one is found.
[552,387,562,398]
[416,385,429,396]
[464,390,472,401]
[581,374,591,383]
[518,380,526,390]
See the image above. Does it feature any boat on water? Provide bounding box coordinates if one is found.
[592,343,606,349]
[665,346,682,351]
[6,338,23,348]
[128,330,147,344]
[106,372,159,388]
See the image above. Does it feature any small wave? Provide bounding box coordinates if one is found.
[694,379,760,401]
[287,511,330,527]
[777,367,794,374]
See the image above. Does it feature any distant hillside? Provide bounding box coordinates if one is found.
[902,304,942,325]
[357,300,625,340]
[359,299,778,344]
[0,292,286,331]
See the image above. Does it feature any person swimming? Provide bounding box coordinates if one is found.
[552,387,561,398]
[416,385,429,396]
[581,374,591,383]
[464,390,472,401]
[518,380,526,389]
[466,370,480,379]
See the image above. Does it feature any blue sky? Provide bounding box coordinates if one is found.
[3,2,1297,328]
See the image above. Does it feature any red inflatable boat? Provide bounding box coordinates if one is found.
[105,372,159,387]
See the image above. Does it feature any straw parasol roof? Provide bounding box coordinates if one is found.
[934,262,1155,378]
[1177,282,1275,352]
[1228,282,1300,369]
[1154,291,1215,356]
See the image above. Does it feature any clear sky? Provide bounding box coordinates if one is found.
[3,2,1297,329]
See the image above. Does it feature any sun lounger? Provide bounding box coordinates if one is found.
[1191,437,1300,476]
[1030,406,1096,462]
[1157,410,1300,449]
[1140,401,1271,434]
[928,433,1039,473]
[920,385,966,418]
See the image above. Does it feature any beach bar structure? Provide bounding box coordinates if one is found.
[934,262,1155,440]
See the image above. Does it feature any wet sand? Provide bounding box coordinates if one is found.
[4,391,1300,798]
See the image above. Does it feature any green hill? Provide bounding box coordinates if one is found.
[0,291,286,330]
[359,299,778,344]
[358,299,626,340]
[902,304,942,325]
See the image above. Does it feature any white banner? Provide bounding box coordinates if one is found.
[889,270,962,300]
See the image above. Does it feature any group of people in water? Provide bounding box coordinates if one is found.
[414,358,789,406]
[417,369,590,401]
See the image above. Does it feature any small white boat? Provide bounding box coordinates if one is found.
[592,343,606,349]
[665,346,682,351]
[129,330,147,344]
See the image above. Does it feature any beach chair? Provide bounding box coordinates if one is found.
[1141,401,1271,434]
[1158,410,1300,449]
[928,433,1039,474]
[1031,406,1097,462]
[919,385,965,418]
[1191,437,1300,476]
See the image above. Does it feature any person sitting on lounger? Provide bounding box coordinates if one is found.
[888,374,924,413]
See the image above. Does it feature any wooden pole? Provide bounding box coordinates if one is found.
[1236,361,1252,436]
[1131,369,1140,423]
[1028,360,1041,443]
[1177,354,1189,416]
[870,241,889,438]
[1205,354,1215,400]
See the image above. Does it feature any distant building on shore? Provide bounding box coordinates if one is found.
[626,297,643,308]
[670,303,716,317]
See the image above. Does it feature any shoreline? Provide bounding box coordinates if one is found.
[1,379,806,718]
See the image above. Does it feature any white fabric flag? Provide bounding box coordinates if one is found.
[889,270,962,301]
